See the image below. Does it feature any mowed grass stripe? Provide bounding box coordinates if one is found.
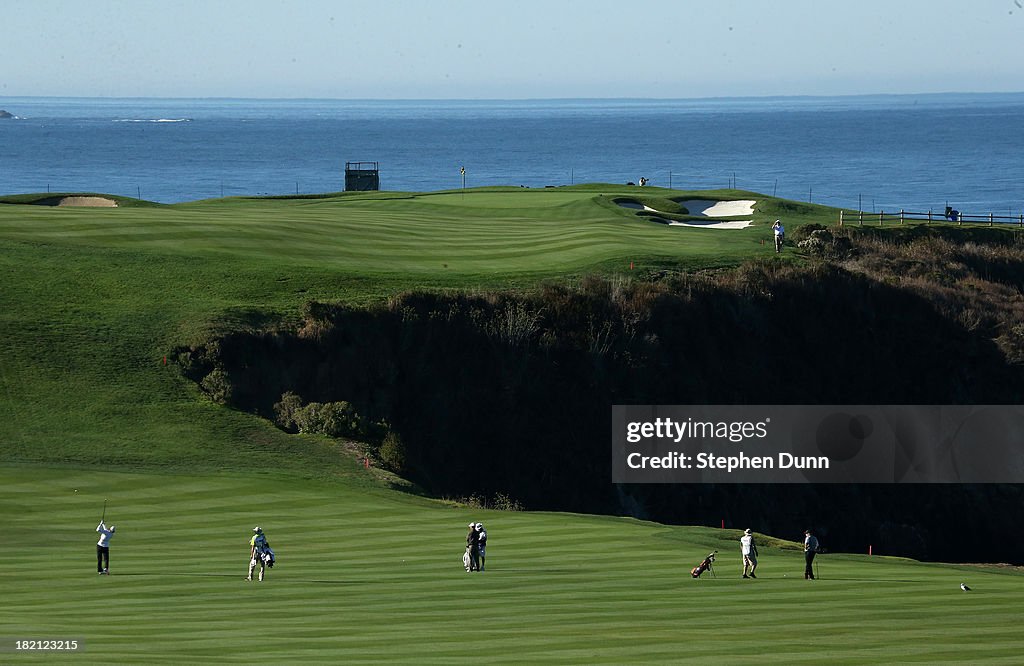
[3,467,1022,664]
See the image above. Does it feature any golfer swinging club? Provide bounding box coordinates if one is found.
[96,520,115,574]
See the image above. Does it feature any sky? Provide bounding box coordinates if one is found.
[1,0,1021,99]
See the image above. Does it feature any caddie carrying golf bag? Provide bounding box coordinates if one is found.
[690,551,717,578]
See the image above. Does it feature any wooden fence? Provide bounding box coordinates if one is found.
[839,209,1024,227]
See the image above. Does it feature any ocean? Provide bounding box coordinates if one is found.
[1,93,1022,215]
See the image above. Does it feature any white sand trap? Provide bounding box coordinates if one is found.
[615,198,754,229]
[678,199,755,217]
[56,196,118,207]
[668,220,751,229]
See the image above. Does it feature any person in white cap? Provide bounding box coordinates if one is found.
[466,522,481,572]
[740,528,758,578]
[96,521,115,574]
[475,522,487,571]
[247,526,271,582]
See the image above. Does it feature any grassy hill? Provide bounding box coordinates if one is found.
[0,186,828,469]
[2,186,1022,663]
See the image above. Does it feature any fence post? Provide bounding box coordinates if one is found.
[928,210,932,224]
[989,212,994,227]
[879,210,884,226]
[840,210,844,226]
[900,209,904,225]
[1020,214,1023,228]
[958,212,962,226]
[859,211,863,226]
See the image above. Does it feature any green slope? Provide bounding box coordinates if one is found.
[3,467,1022,665]
[0,187,833,468]
[2,187,1021,663]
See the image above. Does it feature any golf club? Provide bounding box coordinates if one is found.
[101,498,107,523]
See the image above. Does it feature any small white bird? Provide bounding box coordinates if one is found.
[960,583,971,591]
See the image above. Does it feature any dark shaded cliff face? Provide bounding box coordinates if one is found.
[179,231,1024,563]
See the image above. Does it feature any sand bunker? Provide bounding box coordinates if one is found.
[667,219,752,230]
[615,198,755,229]
[677,199,756,217]
[55,196,118,207]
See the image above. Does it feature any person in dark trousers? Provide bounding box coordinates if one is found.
[803,529,819,579]
[96,521,115,574]
[740,528,758,578]
[466,522,481,572]
[475,522,487,571]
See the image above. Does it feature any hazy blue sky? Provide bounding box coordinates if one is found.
[2,0,1021,98]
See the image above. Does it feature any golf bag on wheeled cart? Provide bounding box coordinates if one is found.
[690,551,717,578]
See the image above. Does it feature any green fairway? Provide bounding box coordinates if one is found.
[2,187,1021,663]
[3,466,1022,665]
[0,186,828,277]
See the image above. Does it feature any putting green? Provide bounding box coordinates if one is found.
[0,187,822,276]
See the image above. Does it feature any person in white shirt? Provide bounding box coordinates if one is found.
[96,521,115,574]
[740,528,758,578]
[772,220,785,253]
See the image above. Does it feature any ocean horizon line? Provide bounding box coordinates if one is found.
[3,90,1024,104]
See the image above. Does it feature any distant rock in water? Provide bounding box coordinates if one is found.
[0,110,14,119]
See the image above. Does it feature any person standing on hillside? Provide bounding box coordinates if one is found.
[96,521,115,574]
[476,522,487,572]
[772,219,785,253]
[466,522,481,572]
[740,528,758,579]
[803,529,819,580]
[247,526,271,582]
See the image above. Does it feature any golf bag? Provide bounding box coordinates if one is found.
[261,546,275,568]
[690,551,717,578]
[463,547,472,572]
